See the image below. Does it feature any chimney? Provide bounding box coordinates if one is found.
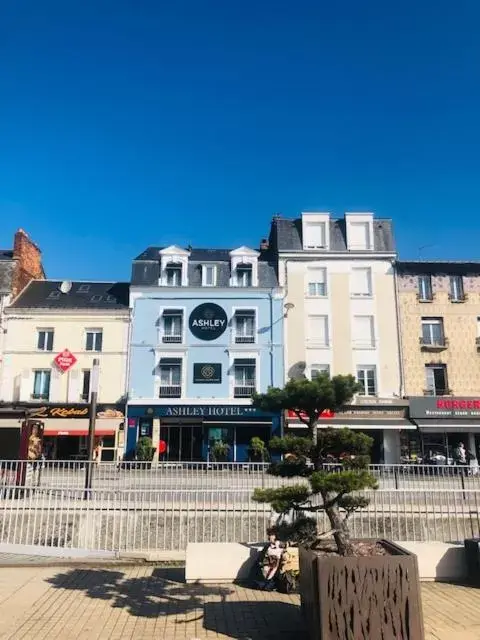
[12,229,45,297]
[260,239,269,251]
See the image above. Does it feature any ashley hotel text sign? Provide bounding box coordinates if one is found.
[410,397,480,419]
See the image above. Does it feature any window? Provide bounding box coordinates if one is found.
[81,370,91,401]
[78,284,90,293]
[304,222,326,249]
[311,364,330,379]
[425,364,448,395]
[234,310,255,344]
[86,329,103,352]
[307,268,327,297]
[352,316,375,348]
[202,264,216,287]
[158,359,182,397]
[32,370,51,400]
[90,295,102,302]
[418,275,433,301]
[233,358,256,397]
[37,329,54,352]
[162,310,183,343]
[356,366,377,396]
[421,318,445,346]
[449,276,465,301]
[166,263,182,286]
[351,267,372,297]
[308,315,329,347]
[48,290,60,299]
[236,264,253,287]
[348,222,371,250]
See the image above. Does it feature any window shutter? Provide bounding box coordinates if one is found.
[309,316,328,344]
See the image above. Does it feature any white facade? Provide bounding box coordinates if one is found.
[1,310,130,404]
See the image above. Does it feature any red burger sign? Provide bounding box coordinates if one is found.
[54,349,77,373]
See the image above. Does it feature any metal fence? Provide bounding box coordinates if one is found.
[1,460,480,553]
[1,460,479,491]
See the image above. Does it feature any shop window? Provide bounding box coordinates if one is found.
[159,359,182,398]
[37,329,54,352]
[162,310,183,343]
[233,358,256,397]
[356,365,377,396]
[234,310,255,344]
[32,370,51,400]
[425,364,448,395]
[417,275,433,301]
[86,329,103,352]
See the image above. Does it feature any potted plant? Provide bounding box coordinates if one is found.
[211,440,231,463]
[135,436,155,469]
[248,436,270,463]
[252,373,424,640]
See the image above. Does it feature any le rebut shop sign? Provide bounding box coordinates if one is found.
[409,397,480,419]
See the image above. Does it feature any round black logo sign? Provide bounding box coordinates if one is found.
[189,303,228,341]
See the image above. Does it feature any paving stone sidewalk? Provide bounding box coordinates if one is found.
[0,565,479,639]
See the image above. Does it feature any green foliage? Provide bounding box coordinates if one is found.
[248,437,269,461]
[253,485,310,513]
[270,516,318,546]
[251,373,378,555]
[211,440,230,461]
[253,373,361,429]
[135,436,154,462]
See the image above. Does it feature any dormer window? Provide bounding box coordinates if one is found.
[229,246,260,287]
[345,213,374,251]
[236,264,252,287]
[202,264,217,287]
[159,246,190,287]
[301,212,330,250]
[166,263,182,286]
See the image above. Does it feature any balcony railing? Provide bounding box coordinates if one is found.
[234,385,255,398]
[419,336,448,350]
[159,385,182,398]
[162,334,182,344]
[423,388,451,396]
[31,393,49,401]
[416,293,434,302]
[235,335,255,344]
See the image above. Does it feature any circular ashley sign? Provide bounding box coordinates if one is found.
[189,303,228,341]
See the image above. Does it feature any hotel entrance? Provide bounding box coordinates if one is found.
[161,423,203,461]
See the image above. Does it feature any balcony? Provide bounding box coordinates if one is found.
[449,293,468,303]
[234,385,256,399]
[31,393,49,401]
[416,294,434,303]
[423,388,451,396]
[159,385,182,398]
[235,335,255,344]
[419,336,448,351]
[162,334,182,344]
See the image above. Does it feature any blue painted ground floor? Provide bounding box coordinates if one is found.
[126,404,281,462]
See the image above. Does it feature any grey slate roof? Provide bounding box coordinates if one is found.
[269,216,396,253]
[0,252,14,294]
[396,261,480,276]
[131,247,278,287]
[8,280,129,310]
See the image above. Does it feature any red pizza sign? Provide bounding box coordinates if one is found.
[54,349,77,373]
[287,409,335,420]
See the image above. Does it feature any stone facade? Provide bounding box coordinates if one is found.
[397,263,480,396]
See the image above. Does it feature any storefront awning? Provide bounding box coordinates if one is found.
[42,418,120,437]
[415,419,480,432]
[287,418,415,430]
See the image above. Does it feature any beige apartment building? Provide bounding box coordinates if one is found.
[397,261,480,463]
[0,280,130,460]
[267,212,409,463]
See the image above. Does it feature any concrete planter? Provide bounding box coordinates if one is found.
[299,540,424,640]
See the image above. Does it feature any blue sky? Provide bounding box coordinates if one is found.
[1,0,479,280]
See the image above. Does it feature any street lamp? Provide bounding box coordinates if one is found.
[84,358,100,498]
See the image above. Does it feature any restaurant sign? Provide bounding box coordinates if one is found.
[54,349,77,373]
[409,397,480,419]
[287,409,335,420]
[28,404,125,419]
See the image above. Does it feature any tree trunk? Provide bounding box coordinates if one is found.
[324,498,354,556]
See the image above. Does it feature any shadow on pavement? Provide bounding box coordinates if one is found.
[45,567,306,638]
